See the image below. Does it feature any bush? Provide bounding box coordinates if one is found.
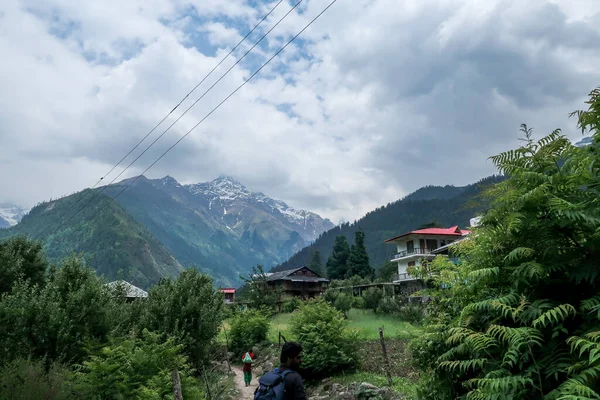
[397,303,425,324]
[362,287,383,313]
[290,299,359,376]
[323,288,339,304]
[282,297,301,313]
[377,296,401,314]
[0,358,75,400]
[228,309,270,356]
[73,330,205,399]
[352,295,365,309]
[333,292,353,317]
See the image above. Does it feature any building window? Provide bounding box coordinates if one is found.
[440,240,446,247]
[406,240,414,252]
[408,261,416,267]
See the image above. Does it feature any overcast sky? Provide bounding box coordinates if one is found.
[1,0,599,222]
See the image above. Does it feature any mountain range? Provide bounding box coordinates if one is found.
[0,176,333,288]
[272,175,505,273]
[0,203,29,228]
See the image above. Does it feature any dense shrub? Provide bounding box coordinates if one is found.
[290,299,359,376]
[333,292,353,317]
[362,287,383,313]
[377,296,401,314]
[228,309,270,356]
[282,297,301,313]
[73,330,205,399]
[352,295,365,309]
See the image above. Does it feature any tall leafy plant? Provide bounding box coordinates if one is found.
[412,87,600,399]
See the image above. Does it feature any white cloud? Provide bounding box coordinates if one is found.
[1,0,600,223]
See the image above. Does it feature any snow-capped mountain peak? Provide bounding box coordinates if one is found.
[575,136,593,148]
[0,203,29,228]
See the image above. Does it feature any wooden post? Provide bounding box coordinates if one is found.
[172,369,183,400]
[378,327,393,386]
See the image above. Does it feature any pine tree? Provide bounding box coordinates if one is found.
[346,228,372,278]
[308,250,323,276]
[326,236,349,279]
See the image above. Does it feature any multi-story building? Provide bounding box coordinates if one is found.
[384,226,471,283]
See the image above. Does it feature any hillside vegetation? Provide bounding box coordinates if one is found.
[273,175,504,272]
[0,191,183,288]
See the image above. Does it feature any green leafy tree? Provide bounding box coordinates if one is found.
[290,299,358,376]
[346,229,373,278]
[362,287,383,313]
[333,292,353,318]
[0,256,113,363]
[378,261,398,282]
[412,88,600,399]
[0,235,47,294]
[308,250,323,276]
[228,309,269,356]
[239,264,278,309]
[140,269,224,368]
[326,236,350,280]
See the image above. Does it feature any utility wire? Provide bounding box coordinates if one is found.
[37,0,286,238]
[48,0,306,236]
[81,0,340,228]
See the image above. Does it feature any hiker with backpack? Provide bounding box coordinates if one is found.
[242,349,255,387]
[254,341,305,400]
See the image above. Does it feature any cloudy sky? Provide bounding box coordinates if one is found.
[1,0,599,222]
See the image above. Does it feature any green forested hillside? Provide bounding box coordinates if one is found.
[103,177,277,285]
[0,191,183,288]
[273,175,504,272]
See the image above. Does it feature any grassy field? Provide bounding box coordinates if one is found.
[268,308,420,342]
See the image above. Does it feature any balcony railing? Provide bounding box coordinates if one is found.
[394,273,416,281]
[391,248,434,260]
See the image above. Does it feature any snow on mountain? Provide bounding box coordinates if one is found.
[0,203,29,228]
[574,136,593,148]
[182,176,334,241]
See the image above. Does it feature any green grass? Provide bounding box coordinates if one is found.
[327,372,417,397]
[346,309,421,340]
[268,312,294,343]
[266,308,420,342]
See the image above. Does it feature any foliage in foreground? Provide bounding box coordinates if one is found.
[410,88,600,399]
[74,330,205,400]
[291,299,359,376]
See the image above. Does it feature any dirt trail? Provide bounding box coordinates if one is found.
[232,364,257,399]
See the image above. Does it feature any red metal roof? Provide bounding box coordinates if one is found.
[384,226,470,243]
[219,288,236,294]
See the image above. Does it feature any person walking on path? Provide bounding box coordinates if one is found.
[242,349,255,387]
[278,342,305,400]
[254,341,306,400]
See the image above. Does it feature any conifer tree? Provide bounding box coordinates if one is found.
[346,228,373,278]
[308,250,323,276]
[326,235,350,279]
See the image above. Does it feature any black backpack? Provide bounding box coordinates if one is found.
[253,368,293,400]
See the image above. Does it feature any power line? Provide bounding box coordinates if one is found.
[44,0,311,236]
[83,0,339,227]
[37,0,286,238]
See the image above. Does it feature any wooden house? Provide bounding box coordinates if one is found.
[264,266,329,299]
